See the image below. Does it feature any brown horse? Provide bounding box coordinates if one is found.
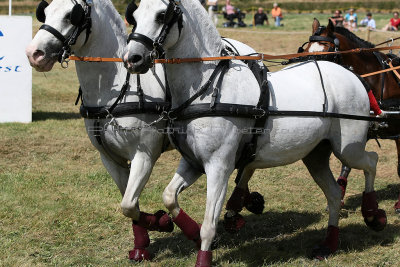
[303,18,400,212]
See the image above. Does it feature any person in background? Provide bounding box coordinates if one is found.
[330,10,344,27]
[207,0,218,26]
[345,8,358,25]
[271,3,283,27]
[360,12,376,29]
[225,0,236,26]
[345,15,357,31]
[254,7,269,26]
[382,11,400,31]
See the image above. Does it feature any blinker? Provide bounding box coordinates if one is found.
[125,1,138,26]
[36,0,48,23]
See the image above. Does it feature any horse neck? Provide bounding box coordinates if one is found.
[74,0,128,107]
[165,3,223,107]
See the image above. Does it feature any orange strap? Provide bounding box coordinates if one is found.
[388,61,400,80]
[361,64,400,78]
[69,55,123,62]
[68,45,400,63]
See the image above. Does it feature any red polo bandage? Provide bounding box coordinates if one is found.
[368,90,382,115]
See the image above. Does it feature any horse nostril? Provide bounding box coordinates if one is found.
[129,54,143,64]
[32,50,45,61]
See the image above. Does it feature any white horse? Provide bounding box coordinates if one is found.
[123,0,385,265]
[26,0,173,261]
[25,0,262,261]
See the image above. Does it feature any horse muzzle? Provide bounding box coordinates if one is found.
[123,51,153,74]
[25,44,58,72]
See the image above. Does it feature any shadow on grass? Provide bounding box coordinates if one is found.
[343,183,400,212]
[150,210,400,265]
[151,211,321,262]
[33,111,81,121]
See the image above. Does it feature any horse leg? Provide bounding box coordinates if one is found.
[224,167,257,233]
[120,152,173,261]
[337,165,351,206]
[302,140,341,260]
[333,142,386,232]
[394,139,400,213]
[196,160,234,267]
[163,158,203,248]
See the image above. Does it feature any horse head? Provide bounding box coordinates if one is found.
[123,0,183,74]
[302,18,339,53]
[26,0,92,72]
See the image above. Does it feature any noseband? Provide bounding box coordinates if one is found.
[126,0,183,59]
[36,0,92,67]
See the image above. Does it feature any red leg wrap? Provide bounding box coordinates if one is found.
[173,209,201,248]
[223,213,246,233]
[368,90,382,115]
[361,191,378,218]
[226,186,250,212]
[129,224,151,261]
[134,210,174,232]
[195,250,212,267]
[322,225,339,253]
[337,176,348,200]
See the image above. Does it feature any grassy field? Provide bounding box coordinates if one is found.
[2,13,400,266]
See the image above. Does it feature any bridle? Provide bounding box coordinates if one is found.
[36,0,92,67]
[298,26,339,53]
[125,0,183,60]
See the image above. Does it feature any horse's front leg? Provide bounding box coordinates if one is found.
[163,158,203,247]
[197,158,235,267]
[120,151,173,261]
[394,139,400,213]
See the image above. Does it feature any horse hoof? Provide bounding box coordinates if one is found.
[364,209,387,231]
[129,248,152,262]
[244,192,265,215]
[154,210,174,232]
[394,201,400,214]
[311,244,333,260]
[195,250,212,267]
[223,213,245,233]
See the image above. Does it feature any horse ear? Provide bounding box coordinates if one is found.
[327,19,335,33]
[125,1,138,26]
[36,0,49,23]
[312,18,320,34]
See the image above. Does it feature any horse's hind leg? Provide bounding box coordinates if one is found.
[337,165,351,206]
[224,167,264,233]
[302,140,341,260]
[333,141,387,231]
[394,139,400,213]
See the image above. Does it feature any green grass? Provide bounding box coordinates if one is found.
[2,15,400,266]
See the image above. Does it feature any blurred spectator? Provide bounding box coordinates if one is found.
[345,15,357,31]
[254,7,269,26]
[330,10,344,27]
[360,12,376,29]
[382,12,400,31]
[222,0,246,27]
[207,0,218,26]
[345,8,358,24]
[271,3,283,27]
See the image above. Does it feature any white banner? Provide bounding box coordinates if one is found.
[0,16,32,123]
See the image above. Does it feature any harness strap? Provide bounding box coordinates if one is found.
[80,101,170,119]
[389,61,400,80]
[107,72,131,115]
[373,52,387,104]
[168,60,230,119]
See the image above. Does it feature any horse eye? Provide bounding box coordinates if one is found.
[155,12,165,24]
